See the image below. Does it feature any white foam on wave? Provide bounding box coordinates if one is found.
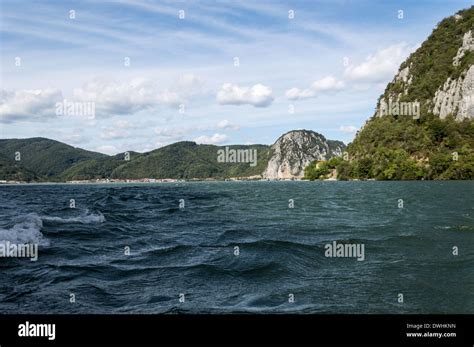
[0,213,50,246]
[41,209,106,224]
[0,210,105,247]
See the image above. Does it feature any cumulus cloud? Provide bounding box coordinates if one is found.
[0,88,63,123]
[217,119,240,130]
[193,133,228,144]
[217,83,273,107]
[73,78,182,116]
[339,125,358,133]
[344,43,413,83]
[285,76,344,100]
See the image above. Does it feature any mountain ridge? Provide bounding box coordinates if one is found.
[0,130,343,182]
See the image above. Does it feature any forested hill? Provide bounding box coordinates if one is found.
[305,6,474,180]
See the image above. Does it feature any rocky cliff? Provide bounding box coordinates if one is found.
[378,7,473,121]
[263,130,345,179]
[1,132,343,181]
[339,6,474,180]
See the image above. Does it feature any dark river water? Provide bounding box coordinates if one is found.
[0,181,473,313]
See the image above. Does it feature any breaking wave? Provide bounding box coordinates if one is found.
[41,209,106,224]
[0,210,105,247]
[0,213,49,246]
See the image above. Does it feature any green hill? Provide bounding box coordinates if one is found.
[306,6,474,181]
[0,138,273,181]
[0,138,106,181]
[60,151,141,180]
[110,142,271,179]
[60,142,272,180]
[0,152,37,181]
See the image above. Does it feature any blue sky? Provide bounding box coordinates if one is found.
[1,0,472,154]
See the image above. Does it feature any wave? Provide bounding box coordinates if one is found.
[0,210,105,247]
[41,209,106,224]
[0,213,49,246]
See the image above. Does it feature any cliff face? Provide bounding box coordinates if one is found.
[432,64,474,120]
[378,8,473,121]
[388,30,474,121]
[340,6,474,180]
[263,130,345,179]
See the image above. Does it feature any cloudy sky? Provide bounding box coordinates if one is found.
[1,0,472,154]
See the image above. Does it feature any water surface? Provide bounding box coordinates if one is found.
[0,181,473,313]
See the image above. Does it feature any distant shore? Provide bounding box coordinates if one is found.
[0,176,307,184]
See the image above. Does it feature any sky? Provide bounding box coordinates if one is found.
[0,0,472,154]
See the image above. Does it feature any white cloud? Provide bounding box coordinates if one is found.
[193,133,228,144]
[155,127,189,138]
[311,76,345,92]
[72,75,207,117]
[73,78,182,115]
[217,83,273,107]
[115,120,137,129]
[339,125,358,133]
[285,76,344,100]
[100,128,130,140]
[344,43,412,83]
[156,90,182,106]
[95,145,118,155]
[0,74,207,123]
[49,129,87,145]
[61,134,85,144]
[177,74,206,95]
[216,119,240,130]
[285,88,315,100]
[0,88,63,123]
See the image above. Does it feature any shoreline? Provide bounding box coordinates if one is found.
[0,178,471,185]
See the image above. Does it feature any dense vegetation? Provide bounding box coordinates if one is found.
[0,152,37,181]
[110,142,271,179]
[305,6,474,181]
[304,157,342,180]
[334,114,472,180]
[0,138,105,181]
[0,138,272,181]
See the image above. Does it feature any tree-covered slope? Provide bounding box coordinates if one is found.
[60,151,141,180]
[110,142,271,179]
[1,131,337,181]
[0,152,37,181]
[0,138,106,181]
[309,6,474,181]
